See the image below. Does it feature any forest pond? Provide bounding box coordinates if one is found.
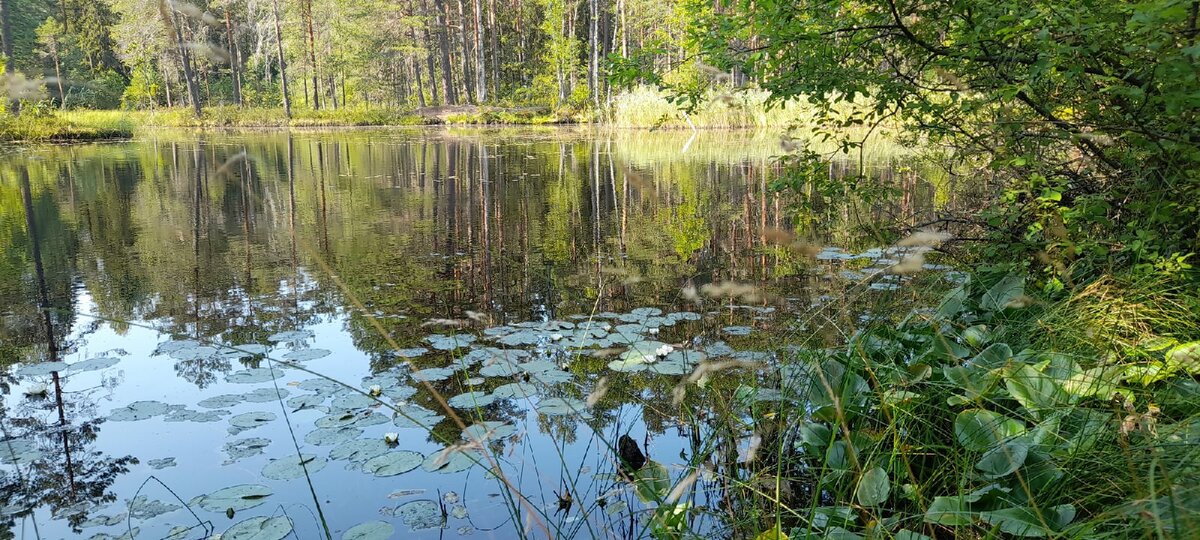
[0,128,966,539]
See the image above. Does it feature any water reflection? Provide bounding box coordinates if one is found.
[0,128,953,536]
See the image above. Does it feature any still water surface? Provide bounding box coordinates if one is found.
[0,128,959,539]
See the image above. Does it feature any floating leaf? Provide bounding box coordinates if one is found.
[392,405,444,429]
[422,448,480,473]
[63,357,120,375]
[492,381,538,399]
[343,521,394,540]
[170,346,219,361]
[228,411,276,434]
[395,500,442,530]
[223,516,293,540]
[330,439,390,463]
[331,393,378,409]
[462,422,516,443]
[305,426,363,446]
[226,367,286,384]
[412,367,455,382]
[190,484,272,512]
[396,348,429,358]
[536,397,586,417]
[147,458,176,470]
[723,326,753,336]
[426,334,476,350]
[261,454,327,480]
[268,330,312,342]
[242,388,290,403]
[448,391,495,409]
[164,408,229,423]
[127,495,180,519]
[282,348,331,361]
[223,437,270,463]
[363,451,424,476]
[108,401,171,422]
[198,394,244,409]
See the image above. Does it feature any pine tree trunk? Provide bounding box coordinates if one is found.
[433,0,457,104]
[589,0,600,109]
[271,0,292,117]
[304,0,320,110]
[473,0,485,102]
[456,0,474,103]
[160,2,203,117]
[224,8,243,106]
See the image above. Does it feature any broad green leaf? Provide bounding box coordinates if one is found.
[854,467,889,506]
[1166,341,1200,374]
[1005,364,1066,412]
[633,460,671,503]
[979,505,1074,537]
[954,409,1025,451]
[935,286,967,319]
[968,343,1012,369]
[976,436,1030,478]
[924,496,972,526]
[980,274,1025,311]
[754,524,788,540]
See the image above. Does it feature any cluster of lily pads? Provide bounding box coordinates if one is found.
[7,302,785,539]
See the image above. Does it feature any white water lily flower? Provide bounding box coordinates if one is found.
[550,333,563,341]
[648,328,660,335]
[384,432,399,444]
[368,385,383,397]
[656,345,674,357]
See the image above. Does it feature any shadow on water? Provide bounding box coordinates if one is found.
[0,128,965,538]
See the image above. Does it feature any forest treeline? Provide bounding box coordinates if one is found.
[0,0,701,115]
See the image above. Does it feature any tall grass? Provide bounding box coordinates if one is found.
[608,85,808,129]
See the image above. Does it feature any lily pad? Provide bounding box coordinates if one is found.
[412,367,455,382]
[396,500,442,530]
[223,516,293,540]
[286,394,325,411]
[198,394,244,409]
[722,326,753,336]
[492,381,538,399]
[16,361,68,377]
[242,388,291,403]
[228,411,277,435]
[396,348,429,358]
[190,484,272,512]
[127,495,180,519]
[330,439,390,463]
[268,330,313,342]
[332,393,378,410]
[261,454,327,480]
[426,334,476,351]
[363,451,424,477]
[422,447,481,474]
[447,391,495,409]
[226,367,286,384]
[305,426,363,446]
[164,408,229,423]
[463,422,516,443]
[63,357,120,375]
[223,437,270,463]
[392,405,445,429]
[536,397,587,417]
[147,458,176,469]
[282,348,331,362]
[0,438,40,465]
[109,401,171,422]
[343,521,395,540]
[170,346,219,361]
